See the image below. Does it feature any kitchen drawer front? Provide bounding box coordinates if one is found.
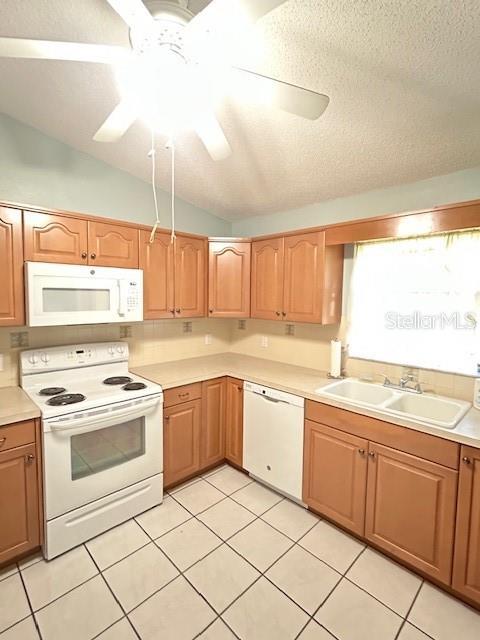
[164,383,202,408]
[0,420,36,452]
[305,400,459,469]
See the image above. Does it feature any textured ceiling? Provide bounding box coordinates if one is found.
[0,0,480,221]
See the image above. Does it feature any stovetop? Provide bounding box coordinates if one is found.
[20,342,163,419]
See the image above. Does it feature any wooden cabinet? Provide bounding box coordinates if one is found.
[87,221,139,268]
[251,237,284,320]
[225,377,244,467]
[24,211,139,268]
[251,232,343,324]
[0,421,40,565]
[163,399,202,487]
[174,235,207,318]
[201,378,226,468]
[24,210,89,265]
[365,442,457,584]
[0,207,24,326]
[303,421,367,535]
[453,447,480,605]
[139,230,175,319]
[208,241,251,318]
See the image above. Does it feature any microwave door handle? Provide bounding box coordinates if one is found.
[118,279,128,317]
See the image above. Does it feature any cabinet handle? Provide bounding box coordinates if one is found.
[178,392,189,398]
[358,448,365,455]
[282,311,286,317]
[276,311,281,316]
[169,309,175,315]
[81,251,87,259]
[90,253,96,260]
[209,309,214,314]
[165,415,170,421]
[26,454,35,464]
[368,451,376,459]
[237,386,242,391]
[0,437,6,448]
[462,456,472,465]
[176,308,181,314]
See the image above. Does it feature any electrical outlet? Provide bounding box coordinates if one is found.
[10,332,29,348]
[183,321,193,334]
[260,335,268,348]
[119,325,132,338]
[204,333,212,345]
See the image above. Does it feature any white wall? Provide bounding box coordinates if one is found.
[0,112,230,236]
[231,166,480,236]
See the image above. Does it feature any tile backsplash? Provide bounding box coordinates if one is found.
[0,317,475,402]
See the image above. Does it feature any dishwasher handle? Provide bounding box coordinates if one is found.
[252,390,289,405]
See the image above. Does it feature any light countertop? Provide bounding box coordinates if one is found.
[0,386,41,427]
[133,353,480,449]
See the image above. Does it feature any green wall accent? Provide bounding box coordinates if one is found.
[231,166,480,236]
[0,112,230,236]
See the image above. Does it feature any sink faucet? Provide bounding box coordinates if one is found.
[382,373,423,394]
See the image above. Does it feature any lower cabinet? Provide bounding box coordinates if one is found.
[452,446,480,605]
[365,442,458,584]
[303,421,367,535]
[225,378,244,467]
[0,422,41,565]
[163,399,202,487]
[201,378,226,468]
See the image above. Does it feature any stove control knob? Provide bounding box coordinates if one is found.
[116,345,125,354]
[28,354,38,365]
[108,346,115,355]
[40,353,49,364]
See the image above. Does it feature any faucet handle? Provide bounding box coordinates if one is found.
[381,374,391,386]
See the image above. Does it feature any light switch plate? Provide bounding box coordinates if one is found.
[205,334,212,345]
[260,335,268,348]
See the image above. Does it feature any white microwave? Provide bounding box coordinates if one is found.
[25,262,143,326]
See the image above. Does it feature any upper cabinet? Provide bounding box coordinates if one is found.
[24,211,139,268]
[139,230,175,319]
[208,241,251,318]
[251,237,284,320]
[174,235,206,318]
[251,231,344,324]
[24,211,88,265]
[0,207,24,326]
[87,221,139,268]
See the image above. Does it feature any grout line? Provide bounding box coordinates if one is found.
[15,562,44,640]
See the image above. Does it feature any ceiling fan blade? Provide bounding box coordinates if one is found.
[0,37,131,64]
[194,114,232,161]
[239,0,288,21]
[93,100,138,142]
[104,0,154,30]
[232,68,330,120]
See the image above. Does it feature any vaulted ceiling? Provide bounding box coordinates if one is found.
[1,0,480,221]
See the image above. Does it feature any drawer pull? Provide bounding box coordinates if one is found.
[0,437,6,448]
[26,454,35,464]
[178,393,190,398]
[462,456,472,465]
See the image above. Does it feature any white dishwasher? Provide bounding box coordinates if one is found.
[243,381,305,501]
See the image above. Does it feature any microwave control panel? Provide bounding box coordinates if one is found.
[127,281,140,311]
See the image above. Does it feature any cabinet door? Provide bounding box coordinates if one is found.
[88,221,139,268]
[139,230,175,319]
[303,421,368,535]
[225,378,244,467]
[365,442,457,584]
[251,237,284,320]
[0,207,24,326]
[283,231,325,323]
[0,443,40,565]
[208,242,251,318]
[452,447,480,605]
[164,399,201,488]
[24,210,88,264]
[201,378,226,469]
[174,235,206,317]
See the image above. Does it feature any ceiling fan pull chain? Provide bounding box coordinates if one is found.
[148,128,161,244]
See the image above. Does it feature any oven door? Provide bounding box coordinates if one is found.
[43,395,163,520]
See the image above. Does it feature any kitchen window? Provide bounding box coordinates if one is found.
[347,229,480,375]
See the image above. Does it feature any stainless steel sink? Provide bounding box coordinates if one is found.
[315,378,471,429]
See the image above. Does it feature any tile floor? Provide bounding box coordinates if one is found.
[1,463,480,640]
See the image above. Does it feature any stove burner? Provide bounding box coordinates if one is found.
[103,376,132,385]
[39,387,66,396]
[46,393,86,406]
[123,382,147,391]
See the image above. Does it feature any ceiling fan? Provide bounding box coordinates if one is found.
[0,0,330,161]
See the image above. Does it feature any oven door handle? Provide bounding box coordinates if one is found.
[46,396,161,435]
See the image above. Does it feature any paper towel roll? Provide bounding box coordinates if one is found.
[330,340,342,378]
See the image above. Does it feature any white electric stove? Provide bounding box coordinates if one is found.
[21,342,164,559]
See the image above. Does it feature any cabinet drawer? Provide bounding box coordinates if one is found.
[164,383,202,408]
[0,420,36,452]
[305,400,459,469]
